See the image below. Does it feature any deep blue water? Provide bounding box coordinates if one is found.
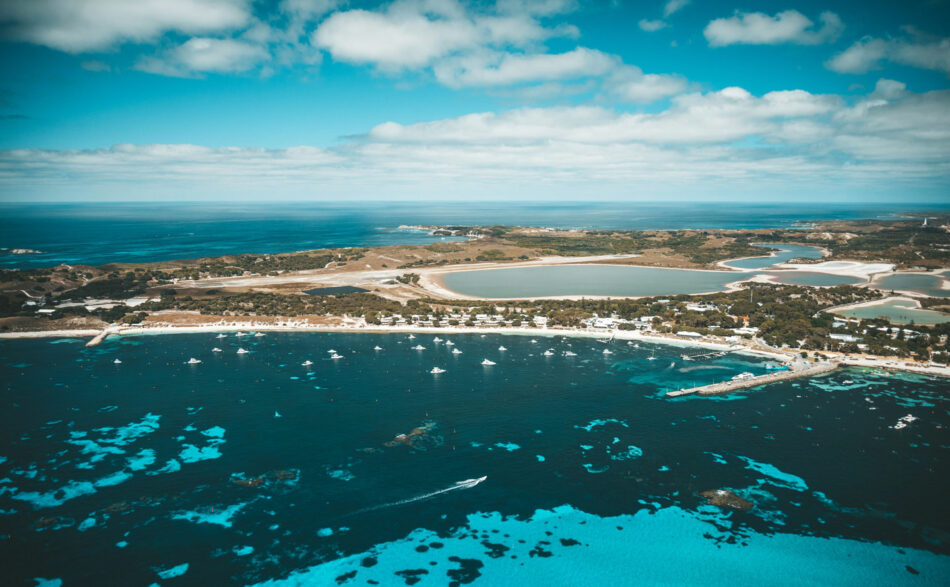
[1,333,948,585]
[1,202,944,269]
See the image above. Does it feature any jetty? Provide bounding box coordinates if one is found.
[85,327,115,347]
[667,361,839,397]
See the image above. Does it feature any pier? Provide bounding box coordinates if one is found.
[85,327,115,347]
[667,361,839,397]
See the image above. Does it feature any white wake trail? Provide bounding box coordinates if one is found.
[349,476,487,516]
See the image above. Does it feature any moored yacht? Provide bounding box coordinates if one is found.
[481,358,496,365]
[542,350,554,356]
[374,345,383,350]
[302,360,313,366]
[329,353,343,359]
[433,337,443,342]
[113,358,122,364]
[445,340,455,346]
[236,348,249,354]
[412,344,426,350]
[186,357,202,364]
[212,347,222,352]
[498,345,507,351]
[430,367,446,374]
[603,349,613,355]
[451,348,463,355]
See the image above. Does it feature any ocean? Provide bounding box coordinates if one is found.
[1,332,947,585]
[2,202,944,269]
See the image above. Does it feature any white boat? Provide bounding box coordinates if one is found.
[430,367,446,374]
[254,332,265,337]
[235,332,247,337]
[481,359,496,365]
[498,345,507,351]
[530,339,538,343]
[374,345,383,351]
[212,347,222,352]
[564,351,577,357]
[457,475,487,488]
[113,358,122,364]
[412,345,426,350]
[237,348,249,354]
[731,372,755,381]
[452,348,463,355]
[216,333,227,339]
[445,340,455,346]
[542,350,554,356]
[433,337,443,342]
[302,360,313,366]
[327,349,337,353]
[603,349,613,355]
[408,334,415,339]
[330,353,343,359]
[187,358,202,364]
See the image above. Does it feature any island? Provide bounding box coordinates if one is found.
[1,215,948,390]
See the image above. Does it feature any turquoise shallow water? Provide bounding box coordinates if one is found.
[839,300,950,324]
[876,274,950,298]
[1,333,947,584]
[442,265,757,298]
[724,243,825,269]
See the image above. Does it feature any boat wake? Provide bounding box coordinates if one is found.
[348,476,487,516]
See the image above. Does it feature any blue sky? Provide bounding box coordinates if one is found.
[0,0,948,201]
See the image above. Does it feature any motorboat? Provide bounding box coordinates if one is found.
[236,348,249,354]
[302,360,313,366]
[430,367,446,374]
[452,348,463,355]
[481,359,496,365]
[186,358,202,364]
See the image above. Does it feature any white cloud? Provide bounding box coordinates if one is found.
[663,0,690,18]
[827,36,950,75]
[433,47,615,87]
[0,0,251,53]
[312,1,573,71]
[638,19,667,32]
[2,87,947,200]
[368,87,840,145]
[704,10,843,47]
[137,38,268,77]
[608,66,687,103]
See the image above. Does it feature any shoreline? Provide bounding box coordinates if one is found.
[4,321,950,379]
[0,322,788,361]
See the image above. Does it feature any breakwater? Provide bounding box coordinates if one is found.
[667,361,839,397]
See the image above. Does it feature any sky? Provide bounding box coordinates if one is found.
[0,0,948,202]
